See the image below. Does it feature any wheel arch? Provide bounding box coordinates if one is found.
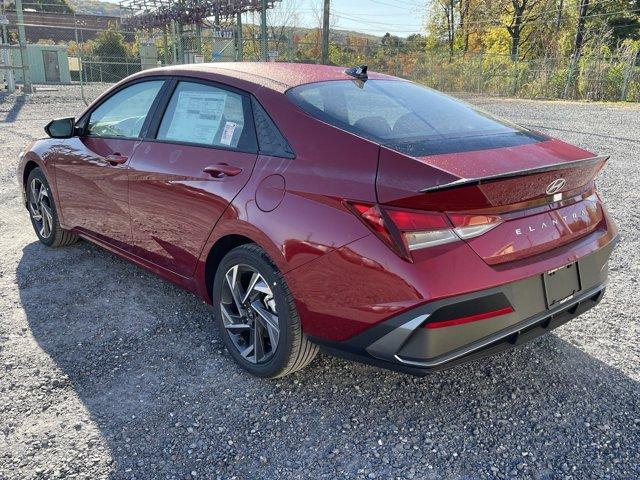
[23,160,40,185]
[203,234,256,303]
[20,155,47,207]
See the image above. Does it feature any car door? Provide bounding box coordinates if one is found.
[54,79,165,247]
[127,79,259,277]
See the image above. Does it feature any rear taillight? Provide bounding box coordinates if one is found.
[385,207,458,252]
[447,213,503,239]
[347,202,502,260]
[349,203,402,256]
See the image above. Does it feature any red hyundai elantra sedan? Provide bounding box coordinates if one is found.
[18,63,618,377]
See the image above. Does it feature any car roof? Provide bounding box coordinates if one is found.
[133,62,399,93]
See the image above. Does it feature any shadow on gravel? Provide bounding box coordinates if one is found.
[1,94,26,123]
[17,241,640,479]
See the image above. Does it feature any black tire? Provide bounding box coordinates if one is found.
[26,167,79,248]
[212,244,318,378]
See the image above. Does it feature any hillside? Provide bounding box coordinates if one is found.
[6,0,72,13]
[6,0,124,16]
[67,0,123,16]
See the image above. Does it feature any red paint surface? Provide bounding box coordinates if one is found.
[127,141,257,277]
[463,192,603,265]
[54,136,137,247]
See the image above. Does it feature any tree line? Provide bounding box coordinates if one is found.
[423,0,639,60]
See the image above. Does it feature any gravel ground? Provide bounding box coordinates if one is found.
[0,85,638,480]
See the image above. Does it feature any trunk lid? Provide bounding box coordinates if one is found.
[376,139,608,265]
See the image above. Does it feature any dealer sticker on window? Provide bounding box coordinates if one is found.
[165,90,227,145]
[220,121,237,146]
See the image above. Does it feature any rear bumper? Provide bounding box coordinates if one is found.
[309,237,616,375]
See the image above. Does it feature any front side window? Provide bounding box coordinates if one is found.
[157,81,251,150]
[287,80,544,156]
[87,80,164,138]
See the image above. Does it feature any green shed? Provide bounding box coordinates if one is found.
[12,44,71,85]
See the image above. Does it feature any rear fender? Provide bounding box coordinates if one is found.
[195,154,373,302]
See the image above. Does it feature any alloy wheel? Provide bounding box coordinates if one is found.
[28,178,53,239]
[220,264,280,364]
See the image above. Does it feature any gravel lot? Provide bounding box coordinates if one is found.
[0,85,638,480]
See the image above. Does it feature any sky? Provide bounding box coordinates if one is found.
[288,0,425,37]
[106,0,426,38]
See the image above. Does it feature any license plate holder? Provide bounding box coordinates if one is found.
[543,262,581,308]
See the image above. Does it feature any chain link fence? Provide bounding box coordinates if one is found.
[72,32,640,105]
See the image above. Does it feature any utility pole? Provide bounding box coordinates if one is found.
[260,0,267,61]
[321,0,330,64]
[1,11,15,93]
[195,14,202,55]
[14,0,32,92]
[73,13,88,105]
[171,20,179,63]
[162,25,169,65]
[1,12,8,45]
[236,12,243,61]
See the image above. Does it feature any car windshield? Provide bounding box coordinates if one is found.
[286,79,542,156]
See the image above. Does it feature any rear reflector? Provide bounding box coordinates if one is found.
[424,306,514,329]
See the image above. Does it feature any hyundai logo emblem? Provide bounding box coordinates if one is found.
[546,178,566,195]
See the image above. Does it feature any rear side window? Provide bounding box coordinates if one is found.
[157,81,255,151]
[252,98,294,159]
[287,80,543,156]
[87,80,164,138]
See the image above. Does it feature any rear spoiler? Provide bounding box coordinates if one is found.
[419,155,609,193]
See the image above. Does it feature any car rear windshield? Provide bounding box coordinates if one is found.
[286,80,543,156]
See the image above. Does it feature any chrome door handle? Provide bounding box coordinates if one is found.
[203,164,243,178]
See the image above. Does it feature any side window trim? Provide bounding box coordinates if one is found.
[77,76,170,139]
[138,79,175,139]
[144,76,259,155]
[144,78,178,140]
[250,96,295,160]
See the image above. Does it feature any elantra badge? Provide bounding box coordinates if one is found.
[515,208,589,235]
[546,178,566,195]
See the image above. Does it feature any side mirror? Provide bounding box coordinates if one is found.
[44,117,76,138]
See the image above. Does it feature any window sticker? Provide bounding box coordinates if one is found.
[220,121,237,146]
[165,90,227,144]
